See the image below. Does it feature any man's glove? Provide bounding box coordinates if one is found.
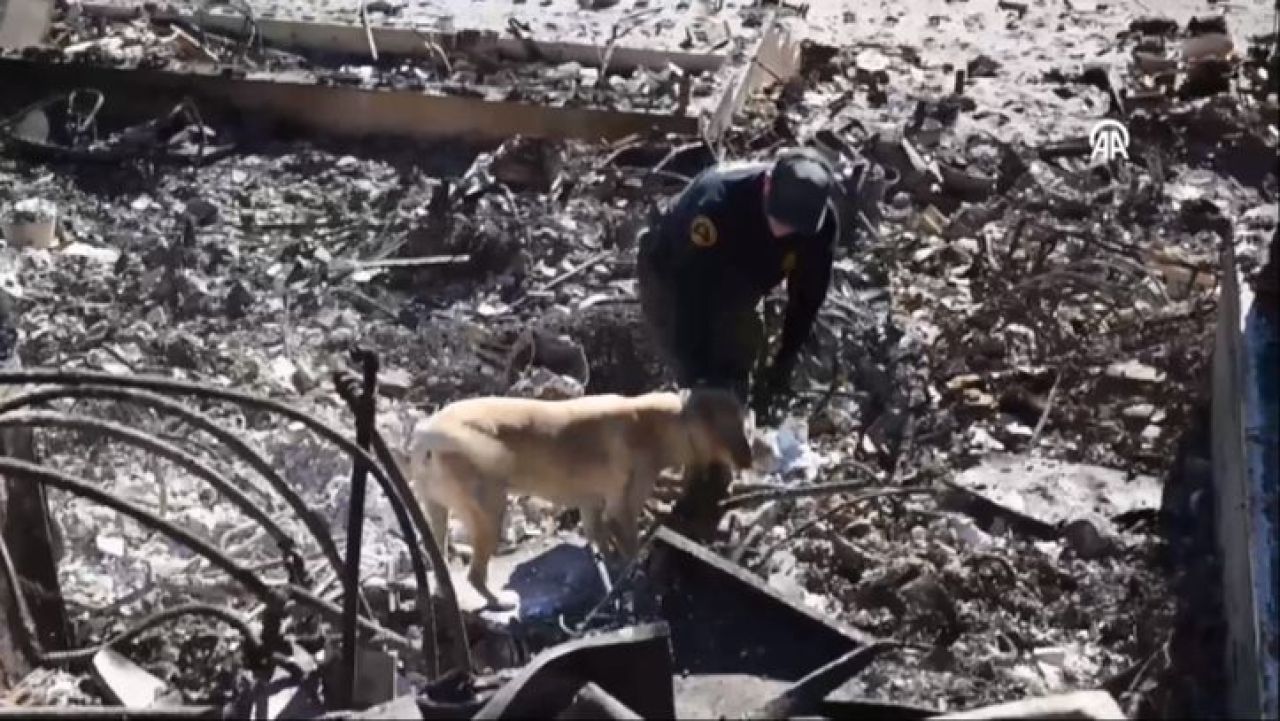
[751,357,795,423]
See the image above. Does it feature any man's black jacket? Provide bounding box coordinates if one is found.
[645,161,838,383]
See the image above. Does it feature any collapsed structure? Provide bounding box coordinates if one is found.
[0,0,1275,719]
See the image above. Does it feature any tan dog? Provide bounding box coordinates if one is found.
[403,388,753,609]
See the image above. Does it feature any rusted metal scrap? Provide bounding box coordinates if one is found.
[636,526,879,682]
[472,622,674,720]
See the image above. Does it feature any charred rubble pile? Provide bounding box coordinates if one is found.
[0,1,1276,719]
[14,7,723,116]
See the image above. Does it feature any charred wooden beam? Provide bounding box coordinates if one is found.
[0,58,697,144]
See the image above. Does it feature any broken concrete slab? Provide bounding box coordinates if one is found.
[945,455,1162,536]
[673,674,790,719]
[933,689,1126,719]
[91,649,181,709]
[376,368,413,400]
[0,0,52,51]
[79,0,734,74]
[1100,359,1169,393]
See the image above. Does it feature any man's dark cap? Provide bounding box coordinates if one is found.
[765,148,835,235]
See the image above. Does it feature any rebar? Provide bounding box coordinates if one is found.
[719,467,886,511]
[0,411,302,582]
[285,586,416,656]
[0,370,424,641]
[0,384,340,589]
[42,603,264,666]
[0,361,479,701]
[0,486,352,678]
[332,370,469,676]
[338,350,378,708]
[0,457,283,608]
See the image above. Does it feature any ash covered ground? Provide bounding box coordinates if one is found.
[0,0,1276,716]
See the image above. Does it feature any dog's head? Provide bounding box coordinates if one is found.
[679,387,753,469]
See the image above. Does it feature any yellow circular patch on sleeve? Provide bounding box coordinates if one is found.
[781,251,797,275]
[689,215,718,248]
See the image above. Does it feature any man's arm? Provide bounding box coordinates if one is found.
[775,225,836,371]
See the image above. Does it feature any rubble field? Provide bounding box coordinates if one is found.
[0,0,1276,718]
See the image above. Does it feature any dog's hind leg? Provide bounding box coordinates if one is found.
[604,491,641,560]
[424,499,451,561]
[579,503,613,556]
[605,513,639,560]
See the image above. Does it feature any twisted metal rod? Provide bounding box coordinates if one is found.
[0,484,417,675]
[0,384,340,588]
[0,371,427,640]
[285,586,416,656]
[0,411,301,580]
[47,603,263,667]
[332,370,468,676]
[338,352,378,708]
[0,457,283,605]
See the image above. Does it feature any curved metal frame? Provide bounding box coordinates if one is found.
[0,368,470,674]
[0,411,302,582]
[0,385,340,590]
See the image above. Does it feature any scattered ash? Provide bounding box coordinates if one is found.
[0,0,1275,714]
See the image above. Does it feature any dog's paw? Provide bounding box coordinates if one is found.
[478,588,520,614]
[485,598,517,613]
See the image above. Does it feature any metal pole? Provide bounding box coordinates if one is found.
[339,350,379,708]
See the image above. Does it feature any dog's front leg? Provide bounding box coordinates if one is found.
[606,514,640,559]
[465,491,513,612]
[579,503,613,557]
[611,461,660,558]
